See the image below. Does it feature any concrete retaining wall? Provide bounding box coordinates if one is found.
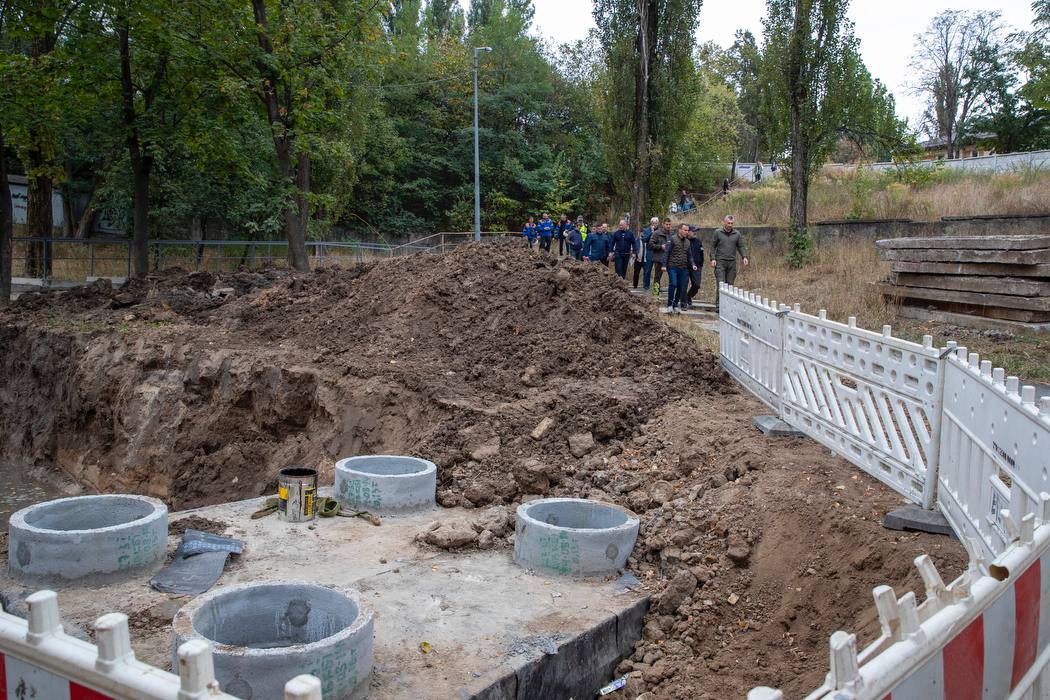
[734,214,1050,249]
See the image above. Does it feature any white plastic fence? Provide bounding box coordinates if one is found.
[828,148,1050,175]
[719,283,1050,699]
[0,589,321,700]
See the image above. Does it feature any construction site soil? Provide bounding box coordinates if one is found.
[0,240,966,699]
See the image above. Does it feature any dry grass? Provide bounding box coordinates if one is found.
[711,237,1050,383]
[683,168,1050,228]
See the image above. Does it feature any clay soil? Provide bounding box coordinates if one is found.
[0,240,966,698]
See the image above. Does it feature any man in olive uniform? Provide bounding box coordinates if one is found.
[710,215,748,309]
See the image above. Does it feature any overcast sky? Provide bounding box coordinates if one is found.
[525,0,1038,128]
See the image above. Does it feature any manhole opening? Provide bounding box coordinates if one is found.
[193,584,360,649]
[23,496,155,531]
[340,456,432,476]
[525,500,630,530]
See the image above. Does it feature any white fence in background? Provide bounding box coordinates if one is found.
[0,590,321,700]
[719,283,1050,700]
[827,149,1050,175]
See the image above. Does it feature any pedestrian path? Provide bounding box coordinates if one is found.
[626,286,721,333]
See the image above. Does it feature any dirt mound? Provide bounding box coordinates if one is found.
[0,240,965,696]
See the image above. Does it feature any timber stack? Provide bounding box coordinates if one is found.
[876,235,1050,332]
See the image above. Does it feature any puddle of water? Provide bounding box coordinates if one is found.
[0,462,69,525]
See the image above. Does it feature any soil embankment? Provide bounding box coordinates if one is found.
[0,240,965,697]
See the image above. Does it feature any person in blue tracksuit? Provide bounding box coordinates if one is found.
[633,217,658,289]
[661,223,699,313]
[522,217,538,249]
[566,222,583,260]
[582,223,612,266]
[537,213,555,253]
[610,219,635,279]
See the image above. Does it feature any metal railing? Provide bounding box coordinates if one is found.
[9,232,510,284]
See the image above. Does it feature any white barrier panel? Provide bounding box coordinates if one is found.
[779,310,945,508]
[0,590,318,700]
[753,519,1050,700]
[718,284,786,412]
[938,348,1050,562]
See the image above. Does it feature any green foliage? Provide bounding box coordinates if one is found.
[787,224,814,268]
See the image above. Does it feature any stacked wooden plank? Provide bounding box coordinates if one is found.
[876,235,1050,330]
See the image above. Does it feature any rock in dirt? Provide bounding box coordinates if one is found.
[568,432,595,458]
[423,522,478,549]
[472,505,513,537]
[477,529,496,549]
[726,532,751,565]
[649,480,674,504]
[530,417,555,440]
[514,458,554,493]
[521,365,544,387]
[654,570,697,614]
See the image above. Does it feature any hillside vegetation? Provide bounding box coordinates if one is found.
[683,167,1050,227]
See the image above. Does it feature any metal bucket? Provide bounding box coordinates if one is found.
[278,467,317,522]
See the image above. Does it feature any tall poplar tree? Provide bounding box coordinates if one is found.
[593,0,703,232]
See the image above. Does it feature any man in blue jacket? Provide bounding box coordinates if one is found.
[565,221,583,260]
[633,216,658,290]
[583,223,612,266]
[610,219,635,279]
[661,223,699,313]
[522,217,538,249]
[537,213,555,253]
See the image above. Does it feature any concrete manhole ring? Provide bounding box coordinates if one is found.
[8,494,167,586]
[513,498,640,577]
[172,580,374,700]
[334,455,437,514]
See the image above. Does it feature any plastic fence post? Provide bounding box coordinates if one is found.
[94,613,134,671]
[873,585,901,642]
[177,639,218,700]
[26,590,62,644]
[828,631,862,691]
[284,675,323,700]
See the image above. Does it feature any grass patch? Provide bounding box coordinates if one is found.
[683,167,1050,228]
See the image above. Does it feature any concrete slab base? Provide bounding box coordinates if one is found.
[882,505,956,537]
[0,491,647,700]
[752,415,805,438]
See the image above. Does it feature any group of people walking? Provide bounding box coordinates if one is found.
[522,213,749,313]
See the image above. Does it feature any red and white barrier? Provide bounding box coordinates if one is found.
[723,287,1050,700]
[0,589,321,700]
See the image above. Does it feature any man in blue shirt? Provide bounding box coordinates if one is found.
[555,214,570,256]
[537,213,555,253]
[582,223,612,266]
[610,219,635,280]
[685,226,705,309]
[522,217,538,249]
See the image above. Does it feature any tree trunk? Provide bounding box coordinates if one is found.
[630,0,656,234]
[789,104,808,230]
[288,151,310,271]
[130,155,151,276]
[25,171,52,278]
[0,124,12,306]
[74,178,101,239]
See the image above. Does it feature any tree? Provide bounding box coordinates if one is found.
[762,0,904,263]
[186,0,382,271]
[593,0,703,232]
[1018,1,1050,111]
[0,0,13,303]
[910,10,1004,159]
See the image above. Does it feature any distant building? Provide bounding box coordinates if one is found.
[7,174,124,235]
[919,132,997,161]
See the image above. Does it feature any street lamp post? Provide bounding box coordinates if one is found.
[473,46,491,242]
